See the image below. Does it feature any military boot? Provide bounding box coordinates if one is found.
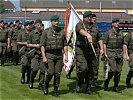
[86,84,95,94]
[126,70,133,88]
[75,81,81,93]
[113,83,122,93]
[21,71,25,84]
[92,79,100,87]
[53,87,58,97]
[43,82,49,95]
[29,79,34,89]
[113,73,122,93]
[104,79,110,91]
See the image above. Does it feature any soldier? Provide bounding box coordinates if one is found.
[40,15,68,97]
[27,19,45,90]
[123,30,133,88]
[91,14,104,87]
[103,18,124,93]
[8,20,21,65]
[7,22,14,63]
[16,21,31,84]
[0,20,8,66]
[75,11,94,94]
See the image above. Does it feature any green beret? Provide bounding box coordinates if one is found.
[50,15,59,21]
[83,11,92,18]
[35,19,42,24]
[24,21,30,26]
[112,18,119,23]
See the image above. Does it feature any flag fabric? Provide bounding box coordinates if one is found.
[63,3,82,74]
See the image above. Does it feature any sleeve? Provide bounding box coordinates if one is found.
[97,28,102,41]
[76,22,84,33]
[103,31,109,45]
[40,30,47,47]
[123,33,131,45]
[27,32,32,44]
[8,29,13,38]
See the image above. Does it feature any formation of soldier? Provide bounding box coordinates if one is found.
[0,11,132,97]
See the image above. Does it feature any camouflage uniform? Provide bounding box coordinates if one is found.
[40,23,67,96]
[0,26,8,66]
[103,27,124,92]
[28,28,45,89]
[8,26,21,65]
[17,28,31,84]
[124,31,133,88]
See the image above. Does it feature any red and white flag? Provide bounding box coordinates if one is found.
[63,3,82,74]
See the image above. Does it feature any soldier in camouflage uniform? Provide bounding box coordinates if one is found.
[40,15,68,97]
[0,20,8,66]
[91,14,104,87]
[16,21,31,84]
[27,19,45,90]
[7,22,14,63]
[103,18,124,93]
[8,20,21,65]
[123,30,133,88]
[75,11,95,94]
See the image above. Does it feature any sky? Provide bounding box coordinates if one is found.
[10,0,20,11]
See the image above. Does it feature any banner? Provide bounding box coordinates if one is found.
[63,3,82,74]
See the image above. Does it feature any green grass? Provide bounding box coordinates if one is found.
[0,61,133,100]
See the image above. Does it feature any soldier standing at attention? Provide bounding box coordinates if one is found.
[103,18,124,93]
[91,14,104,87]
[8,20,21,65]
[0,20,8,66]
[123,30,133,88]
[16,21,31,84]
[27,19,45,90]
[40,15,68,97]
[75,11,94,94]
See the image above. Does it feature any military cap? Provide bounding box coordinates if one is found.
[30,21,34,24]
[35,19,42,24]
[24,21,30,26]
[0,20,4,23]
[50,15,59,21]
[83,11,92,18]
[112,18,119,23]
[91,14,96,18]
[15,20,20,23]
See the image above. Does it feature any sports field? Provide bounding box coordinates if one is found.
[0,61,133,100]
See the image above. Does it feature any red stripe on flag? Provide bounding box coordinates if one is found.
[64,8,70,35]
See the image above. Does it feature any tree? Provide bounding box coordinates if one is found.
[0,0,5,13]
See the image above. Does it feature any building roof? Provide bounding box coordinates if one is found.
[1,11,132,22]
[4,0,16,10]
[20,0,133,9]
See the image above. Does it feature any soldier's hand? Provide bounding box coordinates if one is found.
[124,55,130,61]
[43,56,48,63]
[100,49,104,56]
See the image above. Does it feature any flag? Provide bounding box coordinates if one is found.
[63,3,82,74]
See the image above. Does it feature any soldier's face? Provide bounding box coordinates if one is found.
[112,21,119,28]
[91,17,96,23]
[0,22,4,28]
[25,25,31,31]
[35,23,42,31]
[51,20,59,27]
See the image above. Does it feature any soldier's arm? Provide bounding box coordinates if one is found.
[16,33,27,46]
[123,34,130,61]
[76,23,92,43]
[40,31,47,63]
[27,33,40,49]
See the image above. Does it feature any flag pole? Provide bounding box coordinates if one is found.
[68,2,97,59]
